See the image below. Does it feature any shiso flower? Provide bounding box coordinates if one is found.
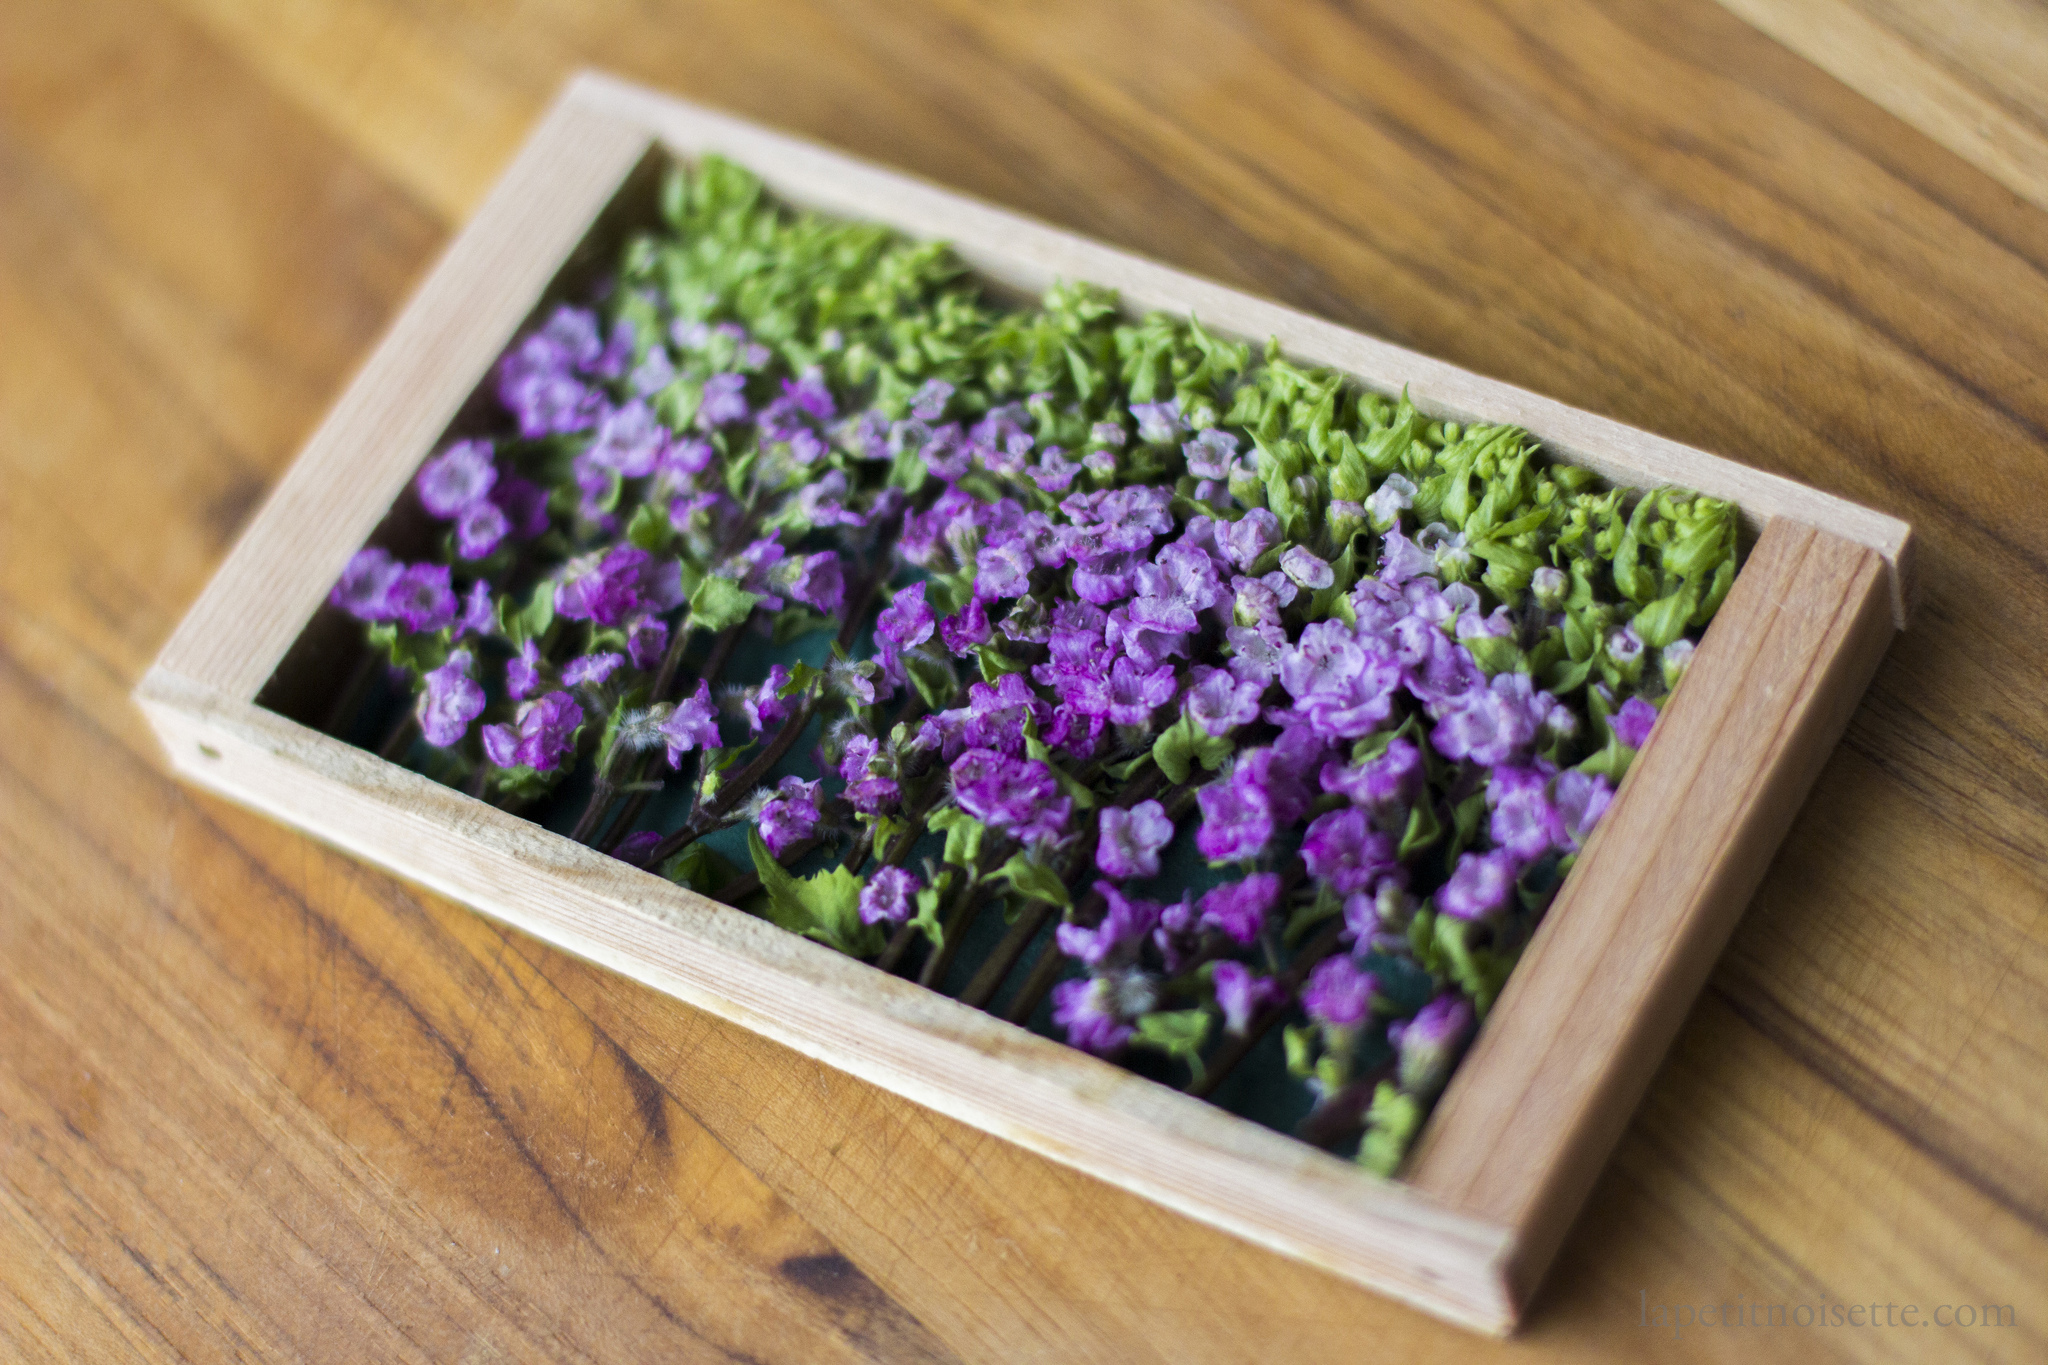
[326,153,1736,1180]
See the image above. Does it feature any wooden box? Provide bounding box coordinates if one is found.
[134,71,1914,1335]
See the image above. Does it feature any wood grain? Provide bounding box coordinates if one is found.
[1407,518,1896,1309]
[5,0,2047,1360]
[135,71,1910,1333]
[1717,0,2048,215]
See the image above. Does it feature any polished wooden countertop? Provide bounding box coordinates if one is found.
[2,0,2042,1360]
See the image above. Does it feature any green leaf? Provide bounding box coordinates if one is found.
[904,649,959,709]
[1630,582,1698,649]
[1023,727,1098,809]
[927,807,987,874]
[688,574,760,632]
[625,500,676,555]
[1461,633,1523,677]
[908,874,950,950]
[1396,799,1442,860]
[662,843,737,895]
[746,827,881,956]
[1434,914,1515,1017]
[1357,1081,1422,1177]
[1282,1024,1317,1078]
[1577,729,1636,784]
[496,581,555,646]
[770,606,834,644]
[1153,715,1199,785]
[1132,1009,1213,1085]
[993,852,1071,908]
[973,642,1031,680]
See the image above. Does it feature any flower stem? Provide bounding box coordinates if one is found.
[377,711,418,762]
[915,860,1000,989]
[959,772,1178,1010]
[634,694,819,868]
[1186,915,1346,1100]
[594,624,746,850]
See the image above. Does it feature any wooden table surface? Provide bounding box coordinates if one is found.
[3,1,2044,1360]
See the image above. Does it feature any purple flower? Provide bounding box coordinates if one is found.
[1221,509,1280,571]
[1194,768,1275,863]
[1198,872,1282,946]
[1438,848,1519,920]
[960,673,1048,755]
[1030,447,1080,492]
[624,614,669,671]
[742,664,792,734]
[480,723,518,768]
[1302,955,1378,1029]
[876,582,936,652]
[1135,542,1226,615]
[658,680,722,765]
[629,344,675,397]
[330,547,403,621]
[1613,695,1659,749]
[1226,623,1287,684]
[417,650,485,747]
[759,776,822,856]
[975,540,1034,600]
[485,690,583,773]
[795,469,864,527]
[1275,621,1402,739]
[1211,960,1282,1035]
[1364,472,1416,529]
[416,440,497,517]
[586,400,666,477]
[1377,525,1436,584]
[939,597,992,655]
[455,579,495,640]
[611,830,663,863]
[390,563,458,633]
[1105,656,1178,726]
[1130,399,1183,444]
[1104,604,1192,672]
[1488,764,1564,861]
[1301,808,1397,896]
[952,748,1071,846]
[501,638,541,700]
[541,306,603,368]
[698,372,750,427]
[1183,666,1263,736]
[1553,769,1614,849]
[910,378,954,421]
[562,652,626,688]
[556,546,651,627]
[1183,428,1240,480]
[1052,974,1149,1056]
[1321,737,1424,811]
[490,476,552,539]
[454,499,509,559]
[1056,884,1162,969]
[1430,672,1549,766]
[1279,546,1334,590]
[1095,800,1176,880]
[1390,994,1476,1098]
[860,866,921,925]
[781,551,845,614]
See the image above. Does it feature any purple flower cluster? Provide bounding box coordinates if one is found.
[324,176,1718,1183]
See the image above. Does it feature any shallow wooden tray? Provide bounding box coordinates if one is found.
[134,70,1914,1335]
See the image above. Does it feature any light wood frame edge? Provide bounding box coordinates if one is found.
[132,71,1912,1335]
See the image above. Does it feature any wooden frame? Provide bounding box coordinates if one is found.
[133,71,1914,1335]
